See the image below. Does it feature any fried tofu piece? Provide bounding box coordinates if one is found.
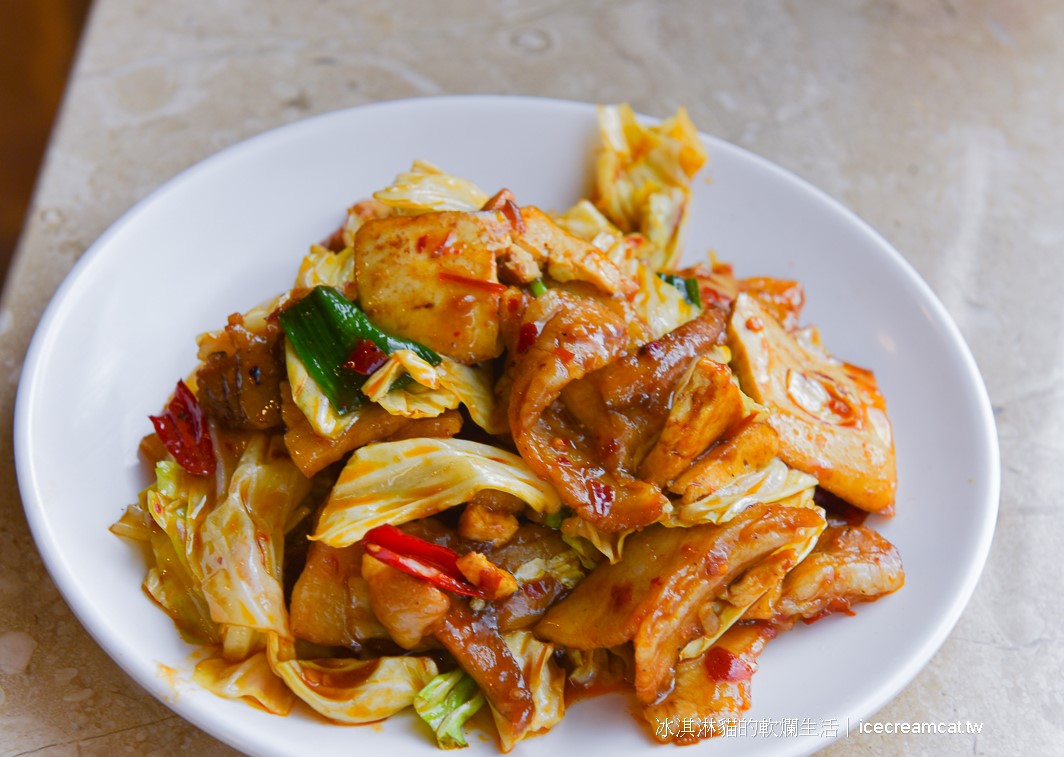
[354,211,511,363]
[728,293,896,512]
[290,542,387,648]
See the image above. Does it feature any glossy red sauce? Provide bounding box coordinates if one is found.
[587,479,615,515]
[703,646,754,682]
[517,322,539,353]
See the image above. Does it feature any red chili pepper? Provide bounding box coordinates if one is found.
[362,524,485,598]
[437,271,508,295]
[517,322,539,353]
[149,380,216,476]
[343,339,388,375]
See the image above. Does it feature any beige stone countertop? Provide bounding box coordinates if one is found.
[2,1,1060,755]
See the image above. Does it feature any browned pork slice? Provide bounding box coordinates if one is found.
[637,355,744,487]
[505,291,668,531]
[434,602,535,746]
[487,524,581,632]
[728,293,897,512]
[750,524,905,628]
[280,383,462,477]
[534,502,825,703]
[196,312,285,430]
[643,622,777,744]
[362,555,451,649]
[289,541,387,649]
[562,305,728,476]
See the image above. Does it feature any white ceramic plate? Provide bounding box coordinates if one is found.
[15,96,998,756]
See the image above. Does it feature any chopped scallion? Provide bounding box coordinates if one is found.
[279,285,441,414]
[657,273,702,308]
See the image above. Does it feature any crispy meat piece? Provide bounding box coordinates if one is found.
[196,313,284,430]
[290,541,387,649]
[506,291,667,531]
[362,555,451,649]
[760,524,905,628]
[637,355,743,487]
[669,419,780,502]
[643,622,777,744]
[534,502,825,703]
[280,383,461,477]
[433,602,534,744]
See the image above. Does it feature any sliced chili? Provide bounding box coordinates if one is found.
[149,380,216,476]
[362,525,485,598]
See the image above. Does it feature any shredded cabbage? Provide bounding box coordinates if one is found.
[594,104,706,269]
[511,551,586,589]
[285,339,364,440]
[628,262,701,342]
[268,635,437,723]
[197,434,311,635]
[193,651,295,715]
[671,457,819,526]
[294,244,356,289]
[361,350,505,434]
[560,516,633,565]
[415,670,486,749]
[314,438,561,547]
[373,160,488,214]
[551,199,621,242]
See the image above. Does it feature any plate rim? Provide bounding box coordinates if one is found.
[13,94,1000,756]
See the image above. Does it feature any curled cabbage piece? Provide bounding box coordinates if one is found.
[415,669,486,749]
[294,244,356,290]
[671,457,819,526]
[313,438,562,547]
[362,350,505,434]
[560,516,632,565]
[496,630,566,751]
[594,104,707,269]
[267,635,437,723]
[197,434,311,635]
[118,460,218,644]
[193,651,295,715]
[373,160,488,214]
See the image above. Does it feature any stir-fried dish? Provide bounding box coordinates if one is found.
[112,104,904,750]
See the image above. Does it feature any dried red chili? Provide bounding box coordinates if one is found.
[149,380,216,476]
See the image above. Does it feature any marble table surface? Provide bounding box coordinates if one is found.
[2,1,1060,755]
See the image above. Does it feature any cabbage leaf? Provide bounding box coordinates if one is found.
[594,104,706,270]
[414,669,486,749]
[495,630,566,750]
[197,434,311,635]
[361,350,505,434]
[295,244,356,289]
[373,160,488,214]
[268,634,437,724]
[314,438,562,547]
[671,457,819,526]
[286,339,365,440]
[193,651,295,715]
